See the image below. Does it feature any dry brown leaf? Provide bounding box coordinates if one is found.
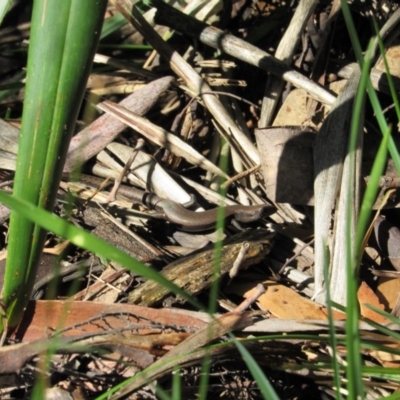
[273,89,316,128]
[358,281,389,323]
[11,300,207,342]
[376,277,400,312]
[242,281,345,320]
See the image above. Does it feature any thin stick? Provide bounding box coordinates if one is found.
[106,139,145,203]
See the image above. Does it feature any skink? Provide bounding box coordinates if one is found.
[76,174,274,232]
[141,193,274,232]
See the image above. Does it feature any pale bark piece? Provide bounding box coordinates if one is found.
[255,126,315,205]
[128,229,274,306]
[313,69,361,298]
[0,118,19,155]
[0,203,10,224]
[0,119,20,170]
[329,73,364,307]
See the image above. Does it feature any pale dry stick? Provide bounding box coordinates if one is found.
[61,180,134,210]
[92,161,196,209]
[313,69,361,303]
[93,156,144,189]
[151,0,336,106]
[173,170,271,214]
[361,189,396,254]
[87,273,124,295]
[244,318,400,334]
[89,82,148,97]
[229,242,250,280]
[97,100,229,178]
[201,91,260,109]
[0,181,13,189]
[74,270,127,301]
[106,138,144,203]
[113,0,261,165]
[371,270,400,278]
[232,284,266,313]
[259,0,319,127]
[82,176,111,207]
[221,164,261,190]
[64,76,174,173]
[93,53,160,80]
[278,267,315,298]
[142,0,220,68]
[278,238,315,275]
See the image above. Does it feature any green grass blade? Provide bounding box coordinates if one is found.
[0,71,25,103]
[171,367,181,400]
[0,0,12,26]
[2,0,111,330]
[343,38,376,400]
[100,12,128,40]
[380,393,400,400]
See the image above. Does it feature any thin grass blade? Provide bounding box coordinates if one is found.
[1,0,108,329]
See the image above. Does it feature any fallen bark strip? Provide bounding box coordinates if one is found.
[128,229,274,306]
